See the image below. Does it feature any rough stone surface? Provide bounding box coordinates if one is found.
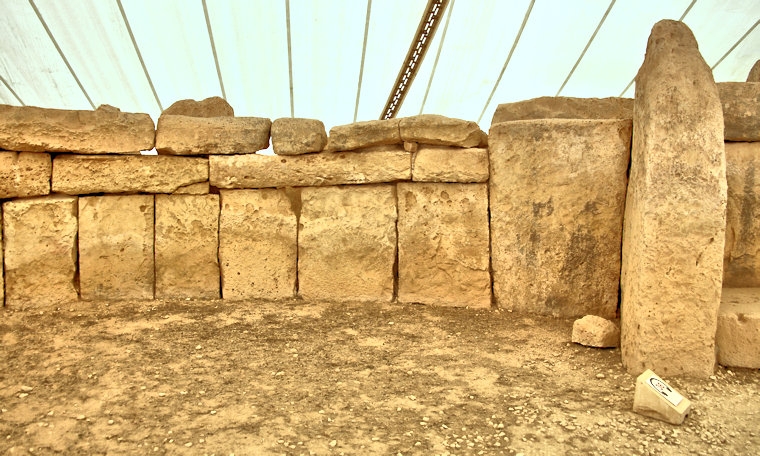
[79,195,154,300]
[397,183,490,308]
[210,148,411,188]
[412,146,489,183]
[299,185,396,302]
[571,315,620,348]
[2,195,78,308]
[0,152,51,198]
[492,96,633,124]
[156,115,271,155]
[723,142,760,287]
[716,289,760,368]
[633,370,692,425]
[271,118,328,155]
[161,96,234,118]
[0,210,3,306]
[399,114,487,148]
[155,195,220,299]
[172,181,210,195]
[489,119,631,318]
[0,104,154,153]
[326,119,401,152]
[219,189,297,300]
[717,82,760,142]
[52,155,208,195]
[621,20,726,378]
[748,60,760,82]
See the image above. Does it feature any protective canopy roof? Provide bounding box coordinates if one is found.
[1,0,759,132]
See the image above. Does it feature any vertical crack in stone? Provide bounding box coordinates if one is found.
[392,183,400,302]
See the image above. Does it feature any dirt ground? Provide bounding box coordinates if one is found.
[1,298,758,455]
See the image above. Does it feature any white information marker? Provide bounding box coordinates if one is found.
[633,369,692,425]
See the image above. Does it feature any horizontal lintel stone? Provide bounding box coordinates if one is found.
[210,147,411,188]
[0,104,155,153]
[52,155,208,195]
[156,114,271,155]
[326,119,401,152]
[492,96,633,124]
[399,114,487,148]
[412,146,489,183]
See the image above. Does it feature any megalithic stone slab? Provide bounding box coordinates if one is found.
[0,104,154,153]
[716,288,760,369]
[156,115,271,155]
[219,189,297,300]
[633,370,691,425]
[492,96,633,124]
[3,195,78,309]
[272,118,328,155]
[399,114,487,148]
[621,20,727,378]
[723,142,760,287]
[298,185,397,302]
[397,182,491,308]
[326,119,401,152]
[79,195,155,300]
[717,82,760,142]
[161,96,234,117]
[412,146,489,183]
[52,155,208,195]
[210,148,411,189]
[0,152,51,198]
[155,195,220,299]
[489,118,631,318]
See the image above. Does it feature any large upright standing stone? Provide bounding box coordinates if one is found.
[79,195,155,300]
[621,20,727,377]
[3,195,78,308]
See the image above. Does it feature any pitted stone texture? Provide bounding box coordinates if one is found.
[272,118,328,155]
[489,119,631,319]
[161,96,233,117]
[718,82,760,142]
[326,119,401,152]
[299,185,396,302]
[156,115,271,155]
[399,114,487,148]
[219,189,297,300]
[716,288,760,368]
[3,195,78,308]
[724,142,760,287]
[397,183,490,308]
[0,210,3,305]
[210,148,411,188]
[0,152,51,198]
[621,20,726,378]
[748,60,760,82]
[572,315,620,348]
[412,146,489,183]
[52,155,208,195]
[79,195,154,300]
[0,104,154,153]
[172,181,210,195]
[155,195,220,299]
[492,96,633,124]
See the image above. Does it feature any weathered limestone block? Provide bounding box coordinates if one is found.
[161,96,233,117]
[0,104,154,153]
[718,82,760,142]
[397,183,490,308]
[172,181,210,195]
[724,142,760,287]
[271,118,328,155]
[412,146,489,183]
[156,115,271,155]
[3,195,78,308]
[492,96,633,124]
[52,155,208,194]
[155,195,220,299]
[716,288,760,368]
[0,152,51,198]
[399,114,487,148]
[210,148,411,188]
[326,119,401,152]
[748,60,760,82]
[572,315,620,348]
[489,118,631,318]
[621,20,726,377]
[79,195,154,300]
[299,185,396,302]
[0,210,3,306]
[219,189,296,300]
